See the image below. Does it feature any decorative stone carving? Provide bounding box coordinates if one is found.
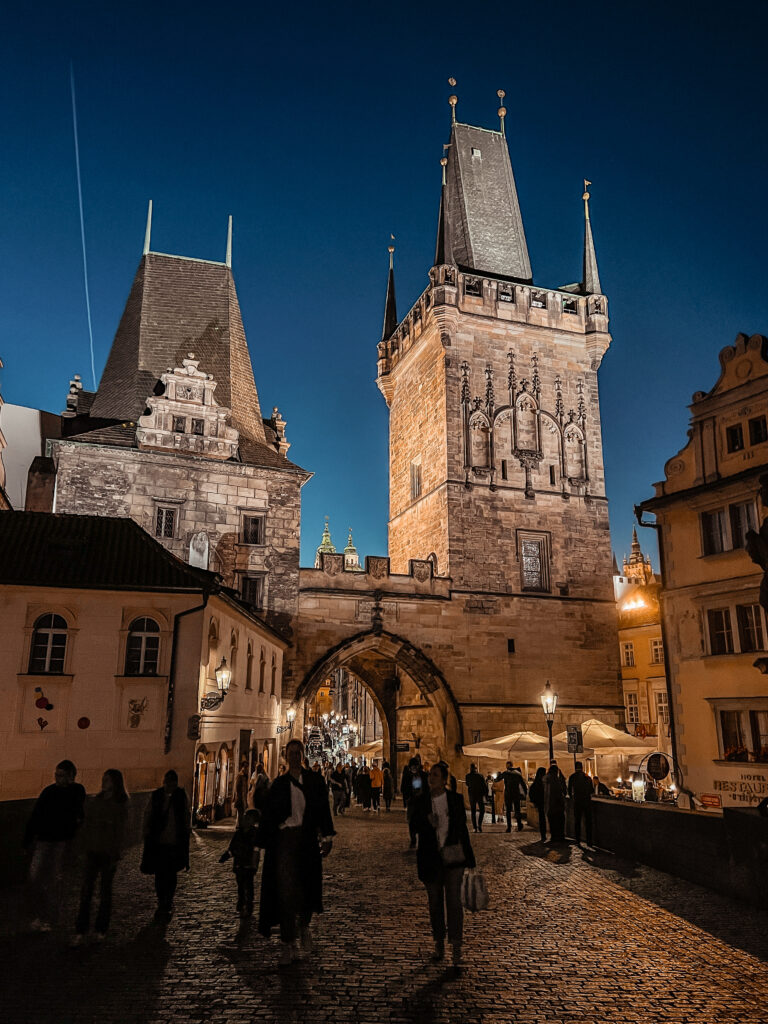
[409,559,433,582]
[320,553,345,576]
[365,556,390,579]
[136,354,239,460]
[189,531,209,569]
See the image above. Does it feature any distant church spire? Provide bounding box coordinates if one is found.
[381,240,398,341]
[143,200,153,256]
[581,181,602,295]
[314,516,336,569]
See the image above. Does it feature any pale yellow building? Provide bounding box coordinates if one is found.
[0,512,287,810]
[639,333,768,808]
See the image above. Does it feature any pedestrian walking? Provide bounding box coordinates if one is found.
[567,761,594,846]
[528,767,547,842]
[24,759,86,932]
[544,762,567,842]
[492,774,505,822]
[73,769,129,943]
[249,762,270,812]
[140,770,190,922]
[382,764,394,811]
[329,763,347,816]
[219,809,261,918]
[359,766,372,811]
[256,738,335,966]
[402,757,428,848]
[369,762,383,812]
[234,760,249,824]
[465,763,487,833]
[411,761,475,973]
[498,761,528,832]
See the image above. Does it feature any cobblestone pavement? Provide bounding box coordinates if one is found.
[3,806,768,1023]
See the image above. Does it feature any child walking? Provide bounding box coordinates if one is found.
[219,809,260,918]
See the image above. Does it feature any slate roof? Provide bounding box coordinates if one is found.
[89,252,266,445]
[443,124,532,282]
[0,511,218,591]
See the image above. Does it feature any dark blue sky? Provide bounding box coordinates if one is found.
[2,1,766,567]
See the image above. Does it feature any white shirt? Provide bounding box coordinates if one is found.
[279,773,306,829]
[431,790,450,849]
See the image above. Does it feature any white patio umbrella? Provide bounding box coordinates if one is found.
[347,739,383,758]
[462,730,573,760]
[552,718,656,757]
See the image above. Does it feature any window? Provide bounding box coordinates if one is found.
[655,691,670,725]
[749,416,768,446]
[125,617,160,675]
[29,614,68,673]
[549,465,556,486]
[258,648,266,693]
[242,514,265,545]
[410,462,422,501]
[520,537,548,592]
[736,603,764,652]
[531,291,547,309]
[701,508,726,555]
[625,692,639,725]
[172,416,186,434]
[471,147,481,158]
[726,424,744,452]
[729,501,756,549]
[500,459,508,481]
[621,641,635,667]
[191,418,204,436]
[241,575,264,608]
[707,608,734,655]
[270,653,277,696]
[714,703,768,763]
[562,298,577,315]
[649,638,664,664]
[720,709,747,761]
[155,507,176,539]
[245,643,254,691]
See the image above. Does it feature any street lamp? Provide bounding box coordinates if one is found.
[277,706,297,735]
[200,657,232,712]
[540,679,558,762]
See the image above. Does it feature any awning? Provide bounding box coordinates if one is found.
[462,730,577,760]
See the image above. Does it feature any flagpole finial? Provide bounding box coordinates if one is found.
[448,77,458,124]
[497,89,506,136]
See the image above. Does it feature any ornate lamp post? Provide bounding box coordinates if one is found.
[540,680,558,763]
[200,657,232,712]
[276,706,297,735]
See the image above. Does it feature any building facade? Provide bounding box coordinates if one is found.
[614,529,670,748]
[639,332,768,808]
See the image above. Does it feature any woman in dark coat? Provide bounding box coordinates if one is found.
[382,766,394,811]
[411,762,475,972]
[543,763,567,842]
[256,739,335,966]
[528,767,547,842]
[141,770,190,922]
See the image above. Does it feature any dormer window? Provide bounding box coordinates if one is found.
[562,298,577,315]
[465,277,481,297]
[531,292,547,309]
[471,147,481,159]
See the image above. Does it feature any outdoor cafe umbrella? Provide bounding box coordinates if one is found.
[347,739,383,758]
[552,718,655,758]
[462,730,575,760]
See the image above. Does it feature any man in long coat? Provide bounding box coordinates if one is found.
[257,739,335,965]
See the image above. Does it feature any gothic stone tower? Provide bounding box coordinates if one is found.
[43,214,309,634]
[376,101,621,732]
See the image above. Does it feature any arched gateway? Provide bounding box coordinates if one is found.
[295,627,464,772]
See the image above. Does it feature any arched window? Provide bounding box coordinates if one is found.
[125,617,160,675]
[29,614,68,673]
[270,653,277,696]
[207,618,219,680]
[245,643,254,691]
[230,630,238,683]
[259,648,266,693]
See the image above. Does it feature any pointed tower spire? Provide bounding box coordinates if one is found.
[381,239,398,341]
[143,200,153,256]
[582,180,602,295]
[434,156,454,267]
[314,516,337,568]
[225,215,233,268]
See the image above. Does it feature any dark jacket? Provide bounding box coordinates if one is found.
[465,769,487,801]
[528,774,545,808]
[24,782,86,845]
[81,794,129,860]
[256,769,335,938]
[382,768,394,800]
[141,787,190,874]
[544,770,567,814]
[568,770,593,804]
[402,768,428,804]
[499,769,528,802]
[411,789,476,884]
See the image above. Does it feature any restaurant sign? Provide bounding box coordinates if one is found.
[700,793,722,809]
[712,771,768,805]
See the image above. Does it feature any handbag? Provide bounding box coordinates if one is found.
[440,842,465,866]
[461,867,489,912]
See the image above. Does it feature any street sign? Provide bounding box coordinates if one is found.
[567,725,583,754]
[646,752,670,781]
[700,793,722,809]
[395,741,410,752]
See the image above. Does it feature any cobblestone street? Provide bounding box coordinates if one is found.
[3,806,768,1024]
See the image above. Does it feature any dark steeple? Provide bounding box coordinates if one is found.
[381,243,398,341]
[434,156,454,267]
[439,112,532,281]
[581,181,602,295]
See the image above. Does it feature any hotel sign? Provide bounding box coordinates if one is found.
[712,771,768,804]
